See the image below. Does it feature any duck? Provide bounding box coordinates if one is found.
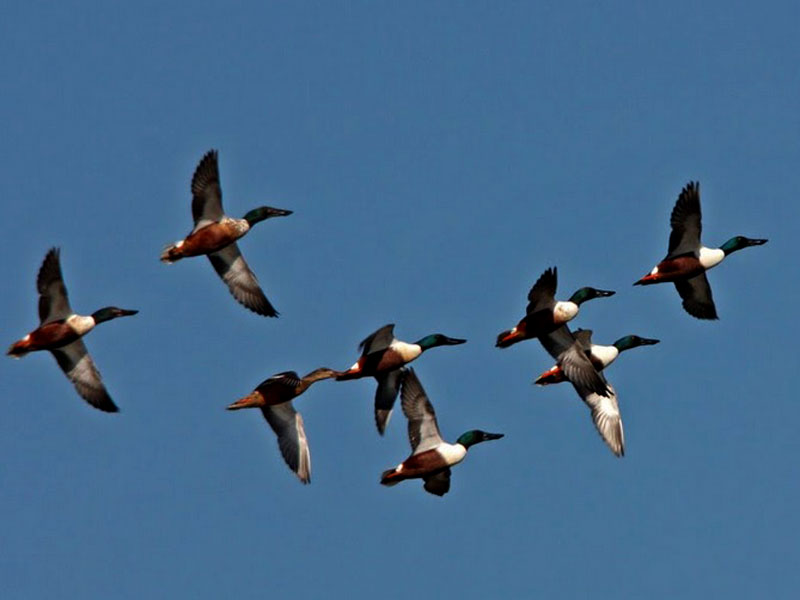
[336,324,466,435]
[380,368,503,496]
[161,149,292,317]
[535,331,659,386]
[634,181,767,319]
[496,267,615,348]
[7,248,138,412]
[226,368,340,484]
[536,328,658,457]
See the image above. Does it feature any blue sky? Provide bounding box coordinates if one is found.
[1,2,797,598]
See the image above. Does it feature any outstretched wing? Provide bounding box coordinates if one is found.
[358,324,395,355]
[538,324,576,360]
[37,248,73,324]
[208,244,278,317]
[191,149,225,230]
[50,341,119,413]
[525,267,558,315]
[541,326,609,397]
[573,382,624,457]
[423,468,452,496]
[674,273,718,320]
[374,368,403,435]
[400,368,444,454]
[261,402,311,484]
[667,181,702,257]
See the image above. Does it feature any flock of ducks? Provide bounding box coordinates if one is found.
[8,151,767,496]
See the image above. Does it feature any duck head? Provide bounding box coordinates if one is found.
[568,287,616,305]
[243,206,294,226]
[720,236,768,256]
[456,430,505,449]
[415,334,467,351]
[91,307,138,324]
[612,335,660,352]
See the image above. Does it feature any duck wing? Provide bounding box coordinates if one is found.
[674,272,718,320]
[572,328,594,352]
[261,402,311,484]
[374,368,403,435]
[208,244,278,317]
[667,181,702,257]
[358,324,396,355]
[540,326,609,396]
[51,340,119,413]
[525,267,558,315]
[400,368,444,454]
[191,149,225,230]
[423,468,452,496]
[573,381,624,457]
[37,248,73,324]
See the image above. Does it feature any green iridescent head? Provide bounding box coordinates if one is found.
[243,206,293,225]
[720,236,767,255]
[456,430,504,449]
[415,334,467,351]
[568,287,616,305]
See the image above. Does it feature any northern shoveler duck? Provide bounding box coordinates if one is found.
[536,331,659,386]
[634,181,767,319]
[335,324,466,435]
[161,150,292,317]
[380,368,503,496]
[496,267,614,348]
[7,248,138,412]
[536,328,658,457]
[226,368,340,484]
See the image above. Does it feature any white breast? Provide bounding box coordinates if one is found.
[699,246,725,270]
[437,443,468,466]
[553,301,579,324]
[66,314,96,336]
[390,340,423,362]
[590,344,619,368]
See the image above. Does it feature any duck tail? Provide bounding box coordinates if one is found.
[534,366,564,386]
[495,328,522,348]
[226,391,262,411]
[380,468,403,486]
[7,339,31,358]
[160,242,185,264]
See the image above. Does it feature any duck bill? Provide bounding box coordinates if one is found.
[595,289,616,297]
[640,337,660,345]
[442,336,467,345]
[745,238,768,247]
[117,308,139,317]
[484,432,504,441]
[267,207,293,218]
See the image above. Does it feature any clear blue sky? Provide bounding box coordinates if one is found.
[1,2,797,598]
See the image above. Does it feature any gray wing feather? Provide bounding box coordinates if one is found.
[400,369,443,454]
[50,341,118,412]
[525,267,558,314]
[191,150,225,229]
[539,325,577,360]
[667,181,702,257]
[674,273,718,320]
[358,324,396,355]
[208,244,278,317]
[423,468,452,496]
[374,369,403,435]
[261,402,311,484]
[572,329,594,351]
[37,248,72,324]
[573,382,625,457]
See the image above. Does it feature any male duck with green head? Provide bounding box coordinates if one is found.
[336,324,466,434]
[7,248,138,412]
[634,181,767,319]
[496,266,615,348]
[161,149,292,317]
[380,368,503,496]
